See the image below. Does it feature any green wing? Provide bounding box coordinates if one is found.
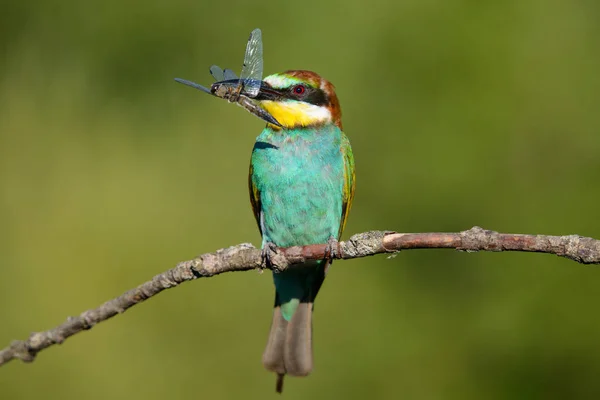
[338,133,355,238]
[248,162,262,235]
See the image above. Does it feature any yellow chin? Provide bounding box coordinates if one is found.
[260,100,331,128]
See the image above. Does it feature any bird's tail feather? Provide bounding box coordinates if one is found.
[262,306,287,375]
[262,302,313,376]
[263,262,328,392]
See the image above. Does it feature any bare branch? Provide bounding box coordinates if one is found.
[1,226,598,367]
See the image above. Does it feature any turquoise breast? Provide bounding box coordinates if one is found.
[250,125,345,248]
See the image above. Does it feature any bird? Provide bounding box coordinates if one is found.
[245,70,355,392]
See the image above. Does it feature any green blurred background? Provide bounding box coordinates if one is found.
[1,0,600,398]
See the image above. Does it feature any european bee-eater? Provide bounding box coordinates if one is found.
[238,70,355,391]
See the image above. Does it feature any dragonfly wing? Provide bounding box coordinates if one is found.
[239,28,263,97]
[223,68,238,80]
[209,65,225,82]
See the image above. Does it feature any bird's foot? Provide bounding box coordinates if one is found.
[324,236,340,262]
[261,242,279,270]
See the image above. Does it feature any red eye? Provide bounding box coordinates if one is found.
[293,85,306,95]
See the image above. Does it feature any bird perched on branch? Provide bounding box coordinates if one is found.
[175,32,355,393]
[240,70,355,392]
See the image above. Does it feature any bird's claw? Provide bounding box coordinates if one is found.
[261,242,278,269]
[324,236,340,262]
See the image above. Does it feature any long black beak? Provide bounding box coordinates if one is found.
[244,81,282,102]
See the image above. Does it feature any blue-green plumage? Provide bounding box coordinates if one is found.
[253,125,345,248]
[251,125,345,321]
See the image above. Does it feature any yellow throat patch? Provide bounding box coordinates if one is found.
[260,100,331,128]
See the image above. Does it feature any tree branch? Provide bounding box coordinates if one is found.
[1,226,598,367]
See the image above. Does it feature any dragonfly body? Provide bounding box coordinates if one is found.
[175,28,263,101]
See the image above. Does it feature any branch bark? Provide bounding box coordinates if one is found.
[1,226,599,367]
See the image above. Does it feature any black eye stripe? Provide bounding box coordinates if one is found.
[292,87,328,106]
[257,83,328,106]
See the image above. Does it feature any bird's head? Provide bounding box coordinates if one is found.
[243,70,342,130]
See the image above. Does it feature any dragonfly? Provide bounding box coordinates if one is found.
[175,29,281,126]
